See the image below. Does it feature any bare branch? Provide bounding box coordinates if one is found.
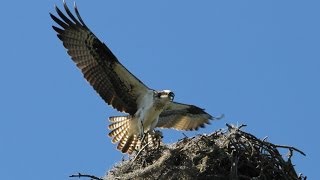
[69,173,103,180]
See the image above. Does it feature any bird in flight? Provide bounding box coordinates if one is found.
[50,1,215,154]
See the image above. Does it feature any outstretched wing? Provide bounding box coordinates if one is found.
[50,1,149,115]
[157,102,213,130]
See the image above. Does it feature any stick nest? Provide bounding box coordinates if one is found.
[105,124,306,180]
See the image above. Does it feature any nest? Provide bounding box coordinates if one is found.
[103,124,306,180]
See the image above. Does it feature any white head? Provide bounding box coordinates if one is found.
[155,90,175,101]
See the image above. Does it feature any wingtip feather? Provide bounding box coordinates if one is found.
[52,26,63,34]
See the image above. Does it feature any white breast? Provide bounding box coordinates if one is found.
[135,90,166,133]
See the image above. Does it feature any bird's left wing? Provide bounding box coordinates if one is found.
[50,2,149,115]
[157,102,213,130]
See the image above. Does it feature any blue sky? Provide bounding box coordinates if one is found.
[0,0,319,179]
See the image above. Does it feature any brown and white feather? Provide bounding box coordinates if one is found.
[50,1,149,115]
[157,102,213,130]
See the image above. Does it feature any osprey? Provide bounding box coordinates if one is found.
[50,1,215,154]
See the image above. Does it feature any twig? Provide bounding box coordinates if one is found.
[215,114,225,120]
[69,173,103,180]
[226,123,247,131]
[238,124,247,129]
[262,136,268,142]
[273,144,306,156]
[132,143,149,162]
[182,133,188,138]
[226,123,233,129]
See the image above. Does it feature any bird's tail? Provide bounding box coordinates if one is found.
[108,116,163,154]
[108,115,140,154]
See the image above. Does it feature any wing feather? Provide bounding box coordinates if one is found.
[50,1,149,114]
[157,102,214,130]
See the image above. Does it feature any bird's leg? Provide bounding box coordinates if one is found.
[139,120,147,147]
[140,120,145,138]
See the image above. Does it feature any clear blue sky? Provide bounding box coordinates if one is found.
[0,1,318,179]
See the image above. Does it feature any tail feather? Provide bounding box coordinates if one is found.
[108,116,131,143]
[108,116,163,154]
[108,115,140,154]
[109,128,128,143]
[108,116,131,130]
[118,134,139,154]
[147,132,156,148]
[127,135,139,154]
[145,130,163,148]
[109,115,132,123]
[109,122,130,143]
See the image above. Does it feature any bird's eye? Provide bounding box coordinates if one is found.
[169,92,175,101]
